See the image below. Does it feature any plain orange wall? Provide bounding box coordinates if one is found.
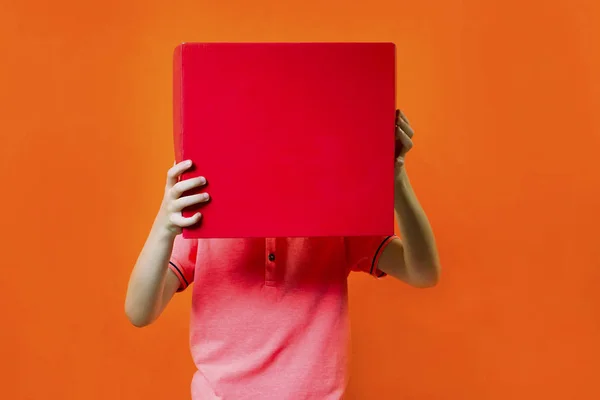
[1,0,599,399]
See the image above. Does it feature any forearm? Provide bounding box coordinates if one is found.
[125,214,177,326]
[394,168,440,282]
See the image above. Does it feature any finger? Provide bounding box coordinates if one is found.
[166,160,193,187]
[396,129,413,151]
[398,109,410,124]
[396,117,414,138]
[396,122,414,142]
[170,212,202,228]
[170,176,207,198]
[172,193,210,211]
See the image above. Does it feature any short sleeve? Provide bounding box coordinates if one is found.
[345,235,397,278]
[168,234,197,292]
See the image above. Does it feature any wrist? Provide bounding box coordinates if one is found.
[394,167,409,189]
[151,211,179,242]
[394,168,414,210]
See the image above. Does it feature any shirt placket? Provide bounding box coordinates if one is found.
[265,237,277,286]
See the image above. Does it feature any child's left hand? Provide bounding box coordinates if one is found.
[395,109,414,169]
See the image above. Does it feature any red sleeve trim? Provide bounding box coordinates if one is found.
[370,235,397,278]
[168,260,189,292]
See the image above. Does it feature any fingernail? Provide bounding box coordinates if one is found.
[203,193,210,200]
[186,160,192,165]
[199,176,206,184]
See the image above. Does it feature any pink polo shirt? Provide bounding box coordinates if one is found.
[168,235,396,400]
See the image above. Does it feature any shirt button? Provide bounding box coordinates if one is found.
[268,253,276,261]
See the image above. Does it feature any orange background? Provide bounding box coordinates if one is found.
[1,0,599,399]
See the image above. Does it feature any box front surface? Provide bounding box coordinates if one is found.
[174,42,395,238]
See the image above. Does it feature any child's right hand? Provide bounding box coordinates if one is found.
[156,160,209,235]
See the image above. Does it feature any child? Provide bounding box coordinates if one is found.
[125,109,440,399]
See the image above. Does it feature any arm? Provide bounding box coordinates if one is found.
[377,110,441,287]
[125,160,208,327]
[124,227,182,327]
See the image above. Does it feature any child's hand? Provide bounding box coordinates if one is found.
[395,109,414,170]
[156,160,209,235]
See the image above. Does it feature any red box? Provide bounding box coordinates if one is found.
[173,42,396,238]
